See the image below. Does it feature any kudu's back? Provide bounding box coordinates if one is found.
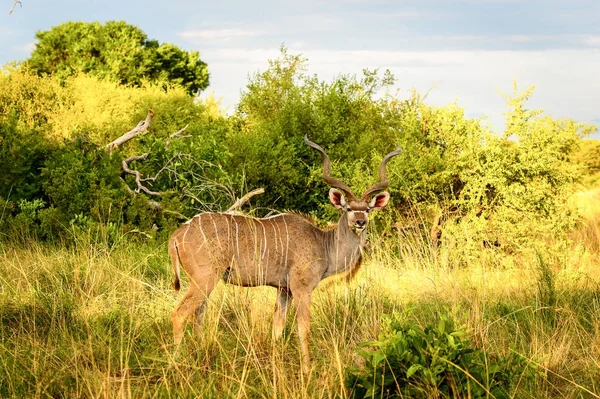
[169,212,326,290]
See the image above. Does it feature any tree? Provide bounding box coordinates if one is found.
[26,21,209,95]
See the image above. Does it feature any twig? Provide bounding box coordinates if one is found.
[165,124,191,148]
[122,153,163,197]
[106,109,154,153]
[140,154,185,183]
[9,0,21,14]
[226,188,265,213]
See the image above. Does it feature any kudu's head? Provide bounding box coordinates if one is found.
[304,135,401,235]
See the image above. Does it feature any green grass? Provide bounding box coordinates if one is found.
[1,223,600,398]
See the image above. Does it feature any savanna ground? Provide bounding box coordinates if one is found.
[1,187,599,399]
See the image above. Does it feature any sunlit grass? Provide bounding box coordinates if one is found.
[1,208,600,398]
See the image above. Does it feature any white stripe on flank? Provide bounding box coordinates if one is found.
[271,222,278,252]
[198,215,207,242]
[274,222,284,257]
[258,220,268,260]
[283,217,290,268]
[233,217,240,262]
[226,215,231,251]
[182,222,192,250]
[211,215,222,250]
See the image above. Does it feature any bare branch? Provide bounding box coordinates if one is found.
[106,109,154,153]
[9,0,21,14]
[120,177,189,220]
[140,153,185,183]
[122,153,163,197]
[165,124,191,148]
[226,188,265,213]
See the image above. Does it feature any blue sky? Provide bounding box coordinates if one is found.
[1,0,599,136]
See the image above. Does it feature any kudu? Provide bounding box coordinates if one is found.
[169,136,401,373]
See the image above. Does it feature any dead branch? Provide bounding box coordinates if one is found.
[122,153,163,197]
[9,0,21,14]
[108,110,242,220]
[165,124,191,148]
[119,177,188,220]
[120,175,159,204]
[106,109,154,153]
[226,188,265,213]
[140,153,185,184]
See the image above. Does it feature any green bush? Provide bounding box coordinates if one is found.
[228,48,403,217]
[0,117,52,202]
[41,138,124,222]
[345,314,537,398]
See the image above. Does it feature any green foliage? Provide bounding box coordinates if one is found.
[41,138,123,222]
[345,314,536,398]
[576,139,600,174]
[574,139,600,186]
[441,83,591,258]
[0,117,52,201]
[0,67,201,143]
[1,44,595,257]
[8,199,47,239]
[27,21,208,95]
[0,66,232,242]
[229,47,399,215]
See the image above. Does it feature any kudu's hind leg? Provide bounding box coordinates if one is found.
[272,287,292,340]
[172,267,220,345]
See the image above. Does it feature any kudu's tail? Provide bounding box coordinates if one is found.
[169,237,182,291]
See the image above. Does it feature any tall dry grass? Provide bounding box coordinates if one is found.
[1,208,600,398]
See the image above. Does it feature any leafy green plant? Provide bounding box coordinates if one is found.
[345,314,537,398]
[27,21,209,95]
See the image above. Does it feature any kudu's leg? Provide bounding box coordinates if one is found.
[190,301,209,335]
[272,287,292,340]
[172,266,220,345]
[292,291,313,374]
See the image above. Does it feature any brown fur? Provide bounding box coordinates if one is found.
[169,206,378,374]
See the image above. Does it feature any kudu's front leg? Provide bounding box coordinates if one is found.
[273,287,292,340]
[293,291,312,374]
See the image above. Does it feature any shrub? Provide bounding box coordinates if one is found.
[345,314,537,398]
[0,117,52,202]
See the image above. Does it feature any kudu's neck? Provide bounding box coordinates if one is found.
[322,212,367,279]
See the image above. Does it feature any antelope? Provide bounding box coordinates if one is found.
[169,135,401,373]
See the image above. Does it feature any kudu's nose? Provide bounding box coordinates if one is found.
[355,220,366,228]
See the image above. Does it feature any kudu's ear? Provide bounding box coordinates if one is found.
[329,188,347,209]
[368,192,390,210]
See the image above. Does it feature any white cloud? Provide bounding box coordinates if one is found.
[508,35,556,42]
[201,47,600,133]
[283,13,343,32]
[582,35,600,47]
[11,42,35,54]
[180,28,260,44]
[179,12,343,47]
[358,10,422,18]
